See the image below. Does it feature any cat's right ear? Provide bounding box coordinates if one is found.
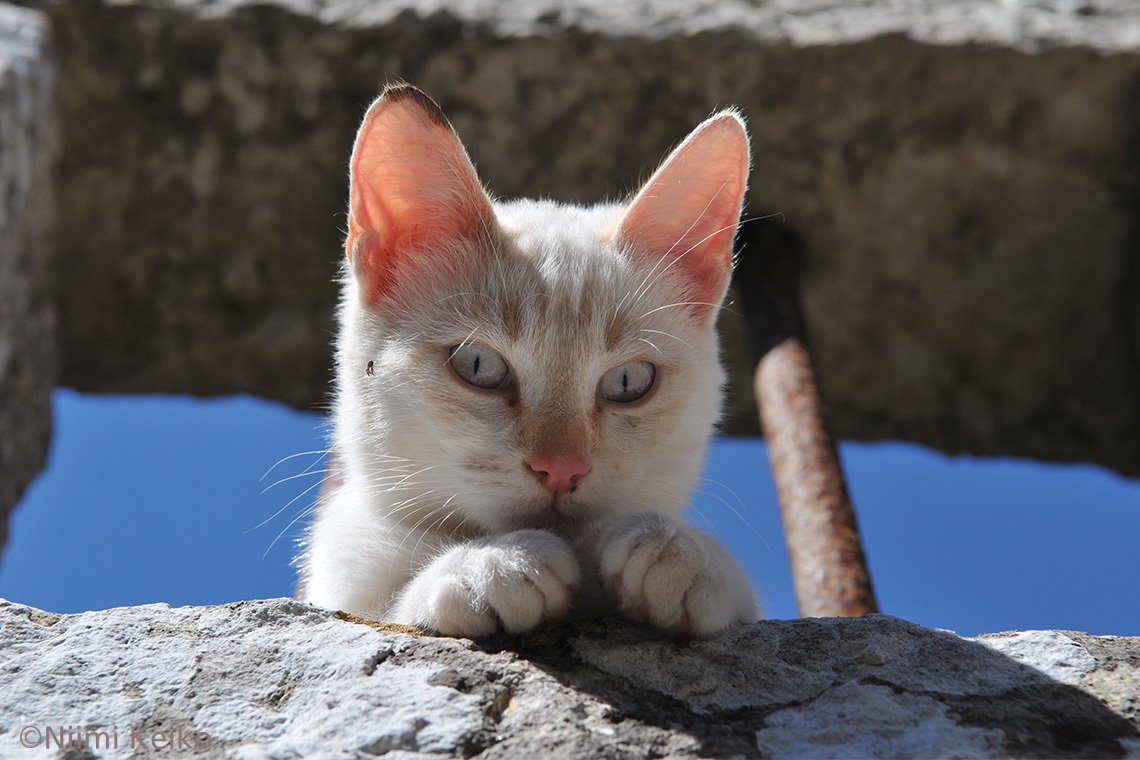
[614,111,750,328]
[346,85,494,304]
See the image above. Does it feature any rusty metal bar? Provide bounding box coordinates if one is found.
[736,219,879,618]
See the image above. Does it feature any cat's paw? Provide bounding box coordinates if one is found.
[391,530,580,637]
[598,513,760,636]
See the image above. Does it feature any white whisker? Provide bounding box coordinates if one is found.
[259,449,330,483]
[259,468,328,496]
[639,327,691,349]
[637,300,723,319]
[637,337,662,354]
[251,475,327,534]
[264,503,319,561]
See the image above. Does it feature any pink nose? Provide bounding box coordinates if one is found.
[526,456,590,496]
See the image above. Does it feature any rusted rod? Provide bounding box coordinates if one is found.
[737,219,879,618]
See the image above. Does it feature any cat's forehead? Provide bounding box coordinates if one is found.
[384,199,666,362]
[495,199,622,253]
[383,199,692,364]
[488,201,640,346]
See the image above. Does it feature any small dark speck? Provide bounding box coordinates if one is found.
[602,707,625,723]
[366,361,374,376]
[1076,3,1096,15]
[427,668,472,692]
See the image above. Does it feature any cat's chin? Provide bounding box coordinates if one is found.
[487,497,594,536]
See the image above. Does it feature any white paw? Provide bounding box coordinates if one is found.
[598,513,760,636]
[391,530,580,637]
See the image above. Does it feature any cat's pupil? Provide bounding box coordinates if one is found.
[473,354,480,377]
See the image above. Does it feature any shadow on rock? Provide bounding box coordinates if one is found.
[480,615,1138,758]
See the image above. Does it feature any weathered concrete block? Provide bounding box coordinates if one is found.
[0,3,55,553]
[16,0,1140,474]
[0,598,1136,757]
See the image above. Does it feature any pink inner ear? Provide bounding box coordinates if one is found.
[346,87,493,303]
[616,114,750,321]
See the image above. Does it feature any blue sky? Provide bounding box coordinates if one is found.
[1,389,1138,636]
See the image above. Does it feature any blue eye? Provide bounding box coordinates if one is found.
[598,361,656,403]
[448,344,513,390]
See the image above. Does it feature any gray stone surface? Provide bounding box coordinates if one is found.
[6,0,1140,474]
[150,0,1140,51]
[0,4,55,553]
[0,598,1137,758]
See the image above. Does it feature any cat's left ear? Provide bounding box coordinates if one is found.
[615,111,750,326]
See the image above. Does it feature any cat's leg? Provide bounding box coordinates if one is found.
[300,484,422,619]
[390,529,580,637]
[598,512,760,636]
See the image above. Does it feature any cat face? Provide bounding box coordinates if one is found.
[335,85,749,536]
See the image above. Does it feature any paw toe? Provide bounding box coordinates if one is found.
[486,577,546,634]
[428,580,498,638]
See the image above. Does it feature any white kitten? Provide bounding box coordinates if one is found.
[298,85,760,637]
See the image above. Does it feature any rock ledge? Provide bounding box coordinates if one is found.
[1,598,1137,758]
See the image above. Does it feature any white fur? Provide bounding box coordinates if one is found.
[299,100,759,637]
[599,513,761,635]
[391,529,579,636]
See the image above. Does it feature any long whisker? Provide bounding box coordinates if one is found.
[639,327,691,349]
[614,183,727,321]
[630,183,729,305]
[408,497,460,566]
[692,478,770,551]
[625,211,788,318]
[259,468,328,495]
[440,326,483,369]
[637,300,724,319]
[637,337,662,354]
[264,502,319,561]
[259,449,330,483]
[250,475,327,533]
[387,494,460,577]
